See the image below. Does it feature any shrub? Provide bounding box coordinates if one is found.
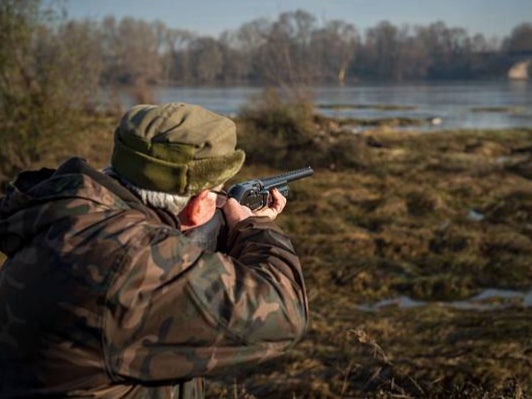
[237,87,316,169]
[0,0,103,186]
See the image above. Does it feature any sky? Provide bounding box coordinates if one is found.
[62,0,532,40]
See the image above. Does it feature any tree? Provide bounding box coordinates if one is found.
[219,30,252,84]
[311,20,359,84]
[0,0,103,182]
[188,37,223,84]
[257,10,318,86]
[394,26,430,80]
[503,23,532,53]
[53,20,103,108]
[160,28,194,83]
[232,18,271,83]
[119,18,162,84]
[414,21,479,79]
[362,21,402,80]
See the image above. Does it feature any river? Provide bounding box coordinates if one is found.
[135,80,532,130]
[148,81,532,310]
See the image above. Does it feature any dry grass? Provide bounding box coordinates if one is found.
[210,126,532,398]
[1,112,532,398]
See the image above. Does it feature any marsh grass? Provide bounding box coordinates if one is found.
[317,103,417,111]
[1,104,532,398]
[222,125,532,398]
[471,106,525,114]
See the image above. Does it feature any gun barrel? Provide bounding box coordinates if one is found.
[261,166,314,189]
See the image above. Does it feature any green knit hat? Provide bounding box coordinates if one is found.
[111,102,245,195]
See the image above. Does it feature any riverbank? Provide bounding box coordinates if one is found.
[1,115,531,397]
[209,126,532,398]
[147,81,532,131]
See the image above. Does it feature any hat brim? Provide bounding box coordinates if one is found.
[111,137,245,195]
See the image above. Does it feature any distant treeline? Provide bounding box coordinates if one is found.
[1,0,532,183]
[81,11,532,85]
[13,3,532,87]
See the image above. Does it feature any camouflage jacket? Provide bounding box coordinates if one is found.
[0,157,308,398]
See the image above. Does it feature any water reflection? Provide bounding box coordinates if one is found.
[312,81,532,130]
[357,288,532,312]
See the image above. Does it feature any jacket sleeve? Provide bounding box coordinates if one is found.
[103,216,308,383]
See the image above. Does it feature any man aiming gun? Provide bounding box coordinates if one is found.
[0,102,309,398]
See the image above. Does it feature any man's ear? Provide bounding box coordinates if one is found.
[179,190,213,230]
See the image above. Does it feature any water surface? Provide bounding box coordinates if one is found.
[141,80,532,130]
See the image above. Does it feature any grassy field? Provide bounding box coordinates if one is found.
[209,125,532,398]
[1,113,531,398]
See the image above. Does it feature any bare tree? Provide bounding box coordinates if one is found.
[54,20,104,108]
[0,0,103,181]
[415,22,483,78]
[257,10,317,86]
[363,21,402,80]
[188,37,224,84]
[100,17,162,85]
[161,28,195,84]
[311,20,359,84]
[219,30,253,84]
[232,18,270,83]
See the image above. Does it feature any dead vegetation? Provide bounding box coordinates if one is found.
[1,111,532,398]
[208,125,532,398]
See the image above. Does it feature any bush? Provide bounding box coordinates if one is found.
[0,0,103,186]
[237,87,316,169]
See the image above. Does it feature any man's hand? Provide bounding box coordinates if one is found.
[253,188,287,219]
[222,188,286,230]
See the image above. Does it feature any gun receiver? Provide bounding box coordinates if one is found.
[227,166,314,210]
